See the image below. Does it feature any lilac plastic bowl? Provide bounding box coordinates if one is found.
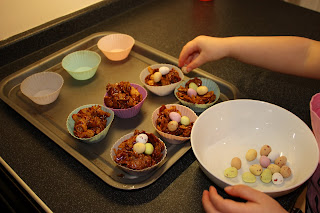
[310,93,320,163]
[104,83,147,118]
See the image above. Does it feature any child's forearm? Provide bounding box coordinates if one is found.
[226,36,320,79]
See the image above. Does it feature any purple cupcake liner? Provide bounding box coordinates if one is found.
[104,83,147,118]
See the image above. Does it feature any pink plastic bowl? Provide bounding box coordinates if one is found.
[104,83,147,118]
[310,93,320,163]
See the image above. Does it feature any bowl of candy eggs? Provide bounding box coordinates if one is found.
[174,77,220,112]
[110,130,167,176]
[140,64,184,96]
[152,104,198,144]
[191,99,319,197]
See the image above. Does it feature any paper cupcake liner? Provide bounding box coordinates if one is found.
[21,72,64,105]
[110,132,167,176]
[140,64,184,96]
[310,93,320,163]
[66,104,114,143]
[174,77,220,112]
[104,83,147,119]
[62,50,101,80]
[97,33,135,61]
[152,104,198,144]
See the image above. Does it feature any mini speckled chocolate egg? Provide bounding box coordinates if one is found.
[231,157,242,170]
[268,151,280,162]
[189,82,198,91]
[144,143,154,155]
[260,145,272,156]
[245,149,257,161]
[197,86,208,95]
[242,172,256,183]
[181,116,190,126]
[187,88,197,97]
[275,156,287,168]
[260,168,272,183]
[272,172,284,185]
[280,165,292,178]
[136,133,148,144]
[159,66,170,75]
[267,164,281,174]
[133,142,146,154]
[168,120,178,131]
[249,164,263,176]
[260,156,271,168]
[153,72,162,83]
[224,167,238,178]
[169,111,181,123]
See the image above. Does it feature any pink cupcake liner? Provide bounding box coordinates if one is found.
[310,93,320,163]
[104,83,147,119]
[110,131,167,176]
[152,104,198,144]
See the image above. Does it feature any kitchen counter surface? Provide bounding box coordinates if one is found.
[1,0,320,212]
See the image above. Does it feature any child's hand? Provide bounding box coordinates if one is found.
[202,185,287,213]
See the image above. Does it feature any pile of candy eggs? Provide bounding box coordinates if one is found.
[167,111,190,132]
[153,66,170,83]
[187,82,209,97]
[133,133,154,155]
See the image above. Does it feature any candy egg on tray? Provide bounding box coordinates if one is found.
[152,104,198,144]
[174,77,220,113]
[66,104,114,143]
[139,64,184,96]
[110,130,167,176]
[103,81,147,119]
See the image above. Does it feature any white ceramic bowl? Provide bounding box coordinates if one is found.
[191,99,319,197]
[140,64,184,96]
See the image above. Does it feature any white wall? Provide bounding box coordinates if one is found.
[0,0,102,41]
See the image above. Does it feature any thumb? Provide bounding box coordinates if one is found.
[187,52,207,71]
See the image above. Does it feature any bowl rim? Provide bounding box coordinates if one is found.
[151,104,198,141]
[191,99,319,194]
[61,50,101,73]
[174,77,221,108]
[97,33,135,52]
[21,72,64,98]
[66,104,114,142]
[103,83,147,112]
[110,131,167,173]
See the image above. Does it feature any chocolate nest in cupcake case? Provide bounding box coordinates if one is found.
[145,66,181,86]
[156,105,193,137]
[176,77,216,104]
[104,81,143,109]
[72,105,111,138]
[113,130,166,170]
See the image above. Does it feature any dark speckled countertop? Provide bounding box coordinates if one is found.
[1,0,320,212]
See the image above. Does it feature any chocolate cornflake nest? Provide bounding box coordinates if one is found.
[145,67,181,86]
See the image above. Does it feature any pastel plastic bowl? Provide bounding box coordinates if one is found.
[140,64,184,96]
[66,104,114,143]
[110,131,167,176]
[97,34,135,61]
[21,72,64,105]
[174,77,220,113]
[62,50,101,80]
[104,83,147,119]
[191,99,319,198]
[152,104,198,144]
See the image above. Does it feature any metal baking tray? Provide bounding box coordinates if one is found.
[0,32,240,190]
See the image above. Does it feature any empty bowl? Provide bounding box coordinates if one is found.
[21,72,64,105]
[62,50,101,80]
[111,130,167,176]
[174,77,220,113]
[191,99,319,197]
[152,104,198,144]
[104,83,147,119]
[97,33,135,61]
[66,104,114,143]
[140,64,184,96]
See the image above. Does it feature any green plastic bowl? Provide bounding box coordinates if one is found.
[62,50,101,80]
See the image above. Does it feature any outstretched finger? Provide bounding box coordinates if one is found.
[202,189,219,213]
[224,185,267,203]
[178,40,200,67]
